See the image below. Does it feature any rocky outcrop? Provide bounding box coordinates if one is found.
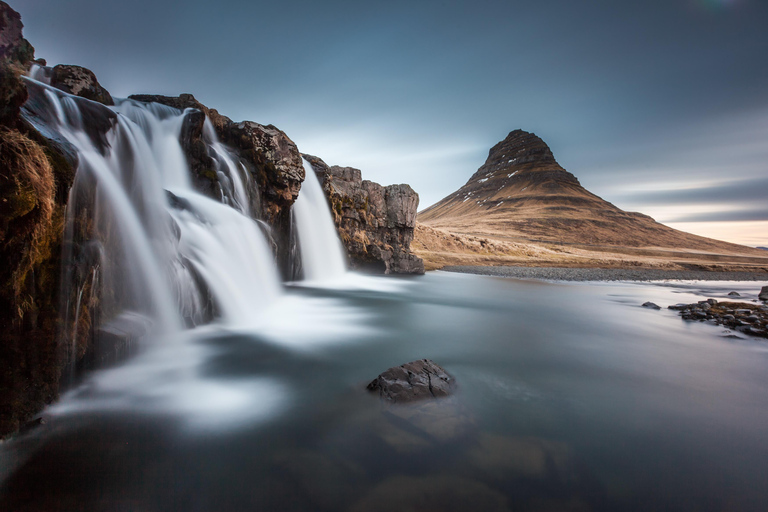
[0,0,34,126]
[0,1,81,437]
[49,64,114,106]
[302,154,424,274]
[669,299,768,338]
[367,359,454,403]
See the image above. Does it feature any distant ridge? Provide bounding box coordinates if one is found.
[419,130,764,256]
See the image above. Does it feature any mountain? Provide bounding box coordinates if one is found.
[419,130,765,256]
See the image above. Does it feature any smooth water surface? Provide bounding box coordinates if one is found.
[2,273,768,511]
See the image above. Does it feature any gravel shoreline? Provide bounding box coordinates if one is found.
[441,265,768,282]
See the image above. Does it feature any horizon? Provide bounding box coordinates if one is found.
[16,0,768,247]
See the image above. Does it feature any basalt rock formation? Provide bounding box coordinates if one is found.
[303,154,424,274]
[420,129,767,256]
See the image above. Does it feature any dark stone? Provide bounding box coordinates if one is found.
[642,301,661,310]
[759,286,768,301]
[671,300,767,339]
[77,312,151,372]
[728,291,741,297]
[303,154,424,275]
[367,359,454,403]
[50,65,113,106]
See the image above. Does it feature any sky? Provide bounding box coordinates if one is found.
[16,0,768,247]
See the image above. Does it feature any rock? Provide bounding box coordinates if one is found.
[382,399,476,445]
[759,286,768,301]
[642,301,661,310]
[728,291,741,297]
[466,433,576,483]
[672,301,768,339]
[367,359,454,403]
[706,298,718,305]
[0,1,35,126]
[50,65,113,105]
[349,475,510,512]
[668,303,689,310]
[271,450,367,511]
[79,312,152,371]
[303,154,424,274]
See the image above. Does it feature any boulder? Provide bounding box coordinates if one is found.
[642,301,661,310]
[50,65,113,105]
[349,475,510,512]
[303,154,424,274]
[367,359,454,403]
[759,286,768,301]
[728,291,741,297]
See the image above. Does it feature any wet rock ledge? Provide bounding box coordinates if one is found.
[669,299,768,338]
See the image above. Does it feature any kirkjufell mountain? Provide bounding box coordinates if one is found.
[419,130,763,255]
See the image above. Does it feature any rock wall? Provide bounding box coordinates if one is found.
[0,1,77,437]
[303,154,424,274]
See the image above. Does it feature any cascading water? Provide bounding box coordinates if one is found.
[24,78,283,356]
[293,158,348,281]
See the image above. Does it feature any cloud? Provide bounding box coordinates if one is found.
[668,209,768,223]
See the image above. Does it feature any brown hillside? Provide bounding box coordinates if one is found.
[417,130,768,270]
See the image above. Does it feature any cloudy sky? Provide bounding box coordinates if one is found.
[17,0,768,246]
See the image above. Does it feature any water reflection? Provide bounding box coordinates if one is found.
[2,273,768,511]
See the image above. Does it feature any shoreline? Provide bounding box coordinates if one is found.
[440,265,768,282]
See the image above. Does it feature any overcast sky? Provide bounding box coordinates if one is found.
[17,0,768,246]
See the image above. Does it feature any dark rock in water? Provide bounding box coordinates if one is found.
[728,291,741,297]
[303,154,424,275]
[759,286,768,301]
[671,300,768,340]
[76,312,152,373]
[367,359,454,403]
[642,301,661,310]
[350,475,510,512]
[50,65,113,106]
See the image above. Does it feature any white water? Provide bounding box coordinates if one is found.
[293,158,347,281]
[28,80,282,346]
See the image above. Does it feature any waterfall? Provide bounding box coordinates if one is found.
[293,158,348,282]
[24,79,282,352]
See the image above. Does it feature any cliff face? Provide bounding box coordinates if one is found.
[0,1,77,437]
[303,154,424,274]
